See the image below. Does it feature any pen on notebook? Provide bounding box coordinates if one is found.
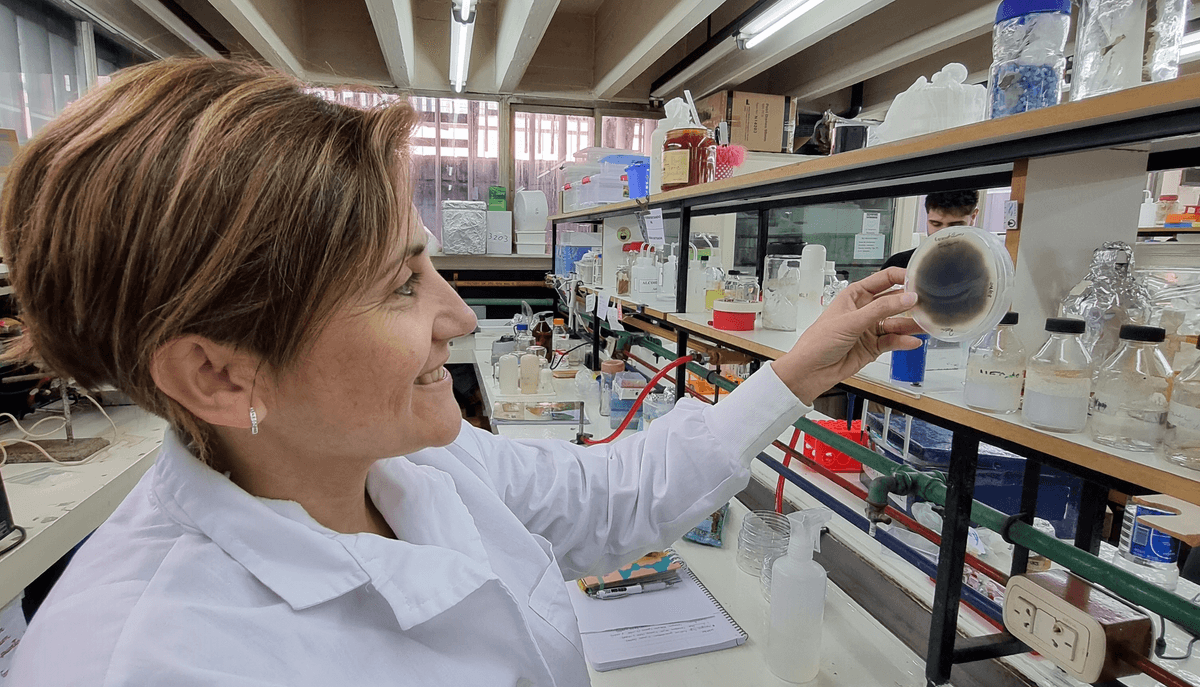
[593,580,676,600]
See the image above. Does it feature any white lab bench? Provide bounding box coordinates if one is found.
[0,403,167,606]
[456,329,935,685]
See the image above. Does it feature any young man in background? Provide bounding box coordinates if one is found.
[881,190,979,270]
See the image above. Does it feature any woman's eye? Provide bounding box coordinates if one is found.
[394,272,421,298]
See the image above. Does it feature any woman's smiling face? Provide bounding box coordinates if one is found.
[262,215,478,461]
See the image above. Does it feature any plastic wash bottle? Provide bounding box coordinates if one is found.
[766,508,833,683]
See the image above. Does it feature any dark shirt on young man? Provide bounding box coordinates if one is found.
[880,248,915,271]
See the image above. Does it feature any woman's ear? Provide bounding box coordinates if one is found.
[150,336,268,430]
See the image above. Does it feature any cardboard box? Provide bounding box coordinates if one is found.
[488,186,507,211]
[697,91,793,153]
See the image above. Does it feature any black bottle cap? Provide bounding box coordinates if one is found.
[728,269,741,275]
[999,312,1018,326]
[1118,324,1166,343]
[1045,318,1085,334]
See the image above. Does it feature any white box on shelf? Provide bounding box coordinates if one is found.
[486,211,513,254]
[516,243,549,255]
[441,200,487,255]
[515,230,547,245]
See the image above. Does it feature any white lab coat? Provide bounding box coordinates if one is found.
[8,363,808,686]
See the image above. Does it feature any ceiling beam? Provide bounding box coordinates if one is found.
[363,0,415,88]
[591,0,724,101]
[685,0,896,99]
[130,0,223,58]
[206,0,305,77]
[495,0,560,93]
[782,3,994,102]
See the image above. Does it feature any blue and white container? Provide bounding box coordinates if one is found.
[1115,498,1180,591]
[986,0,1071,119]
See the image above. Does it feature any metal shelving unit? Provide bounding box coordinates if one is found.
[552,75,1200,687]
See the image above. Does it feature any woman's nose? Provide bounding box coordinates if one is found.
[431,271,478,341]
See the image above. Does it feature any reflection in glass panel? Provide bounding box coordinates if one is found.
[734,200,897,283]
[513,111,592,243]
[601,115,657,155]
[409,97,500,242]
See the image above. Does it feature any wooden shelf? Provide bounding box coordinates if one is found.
[431,253,552,271]
[552,74,1200,223]
[629,310,1200,507]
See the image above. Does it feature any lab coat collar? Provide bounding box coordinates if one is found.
[150,431,496,629]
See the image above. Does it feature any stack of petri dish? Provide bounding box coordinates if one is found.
[736,510,791,577]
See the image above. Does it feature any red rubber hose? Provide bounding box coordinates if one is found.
[582,355,693,445]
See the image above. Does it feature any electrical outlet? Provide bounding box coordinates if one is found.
[1004,571,1152,684]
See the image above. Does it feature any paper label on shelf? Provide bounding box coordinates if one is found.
[853,233,886,260]
[862,211,881,234]
[662,149,690,185]
[0,594,27,679]
[596,294,609,321]
[1004,200,1019,230]
[643,209,665,247]
[585,294,597,312]
[607,304,625,331]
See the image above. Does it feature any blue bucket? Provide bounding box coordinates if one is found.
[626,161,650,200]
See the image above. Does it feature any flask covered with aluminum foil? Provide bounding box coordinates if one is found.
[1059,241,1152,366]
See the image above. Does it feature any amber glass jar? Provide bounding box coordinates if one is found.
[661,127,716,191]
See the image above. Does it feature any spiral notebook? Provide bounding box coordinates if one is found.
[567,551,747,672]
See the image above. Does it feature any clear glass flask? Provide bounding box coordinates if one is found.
[762,255,802,331]
[1164,338,1200,469]
[1022,318,1092,433]
[1091,325,1171,452]
[964,312,1026,414]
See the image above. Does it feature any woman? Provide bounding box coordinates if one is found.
[2,59,921,686]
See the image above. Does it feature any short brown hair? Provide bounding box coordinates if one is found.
[0,58,418,463]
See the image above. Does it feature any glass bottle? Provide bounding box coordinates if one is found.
[702,252,725,311]
[1091,325,1171,452]
[514,323,533,352]
[661,127,716,192]
[1165,338,1200,470]
[551,318,569,361]
[532,318,553,362]
[762,255,802,332]
[964,312,1026,414]
[1022,318,1092,433]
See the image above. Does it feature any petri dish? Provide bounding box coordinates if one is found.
[904,226,1014,343]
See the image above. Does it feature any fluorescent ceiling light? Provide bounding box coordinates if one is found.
[449,1,476,93]
[1182,30,1200,59]
[739,0,825,50]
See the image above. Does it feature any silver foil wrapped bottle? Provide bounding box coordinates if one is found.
[1060,242,1153,366]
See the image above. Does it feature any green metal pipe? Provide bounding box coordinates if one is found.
[635,334,1200,635]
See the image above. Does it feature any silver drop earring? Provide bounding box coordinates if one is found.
[249,406,259,435]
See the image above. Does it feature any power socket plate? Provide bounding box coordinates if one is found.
[1003,570,1152,683]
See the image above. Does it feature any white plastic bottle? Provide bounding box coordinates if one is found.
[631,245,658,300]
[498,353,519,395]
[766,508,833,683]
[799,244,826,305]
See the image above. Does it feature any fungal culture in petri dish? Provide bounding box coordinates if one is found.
[904,226,1015,343]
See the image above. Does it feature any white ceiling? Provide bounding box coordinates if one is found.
[68,0,1200,116]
